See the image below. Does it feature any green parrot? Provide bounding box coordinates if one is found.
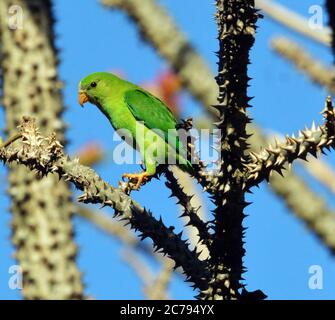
[78,72,193,189]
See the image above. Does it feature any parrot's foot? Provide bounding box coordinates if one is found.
[122,171,149,190]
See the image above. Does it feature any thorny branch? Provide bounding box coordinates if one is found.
[199,0,260,300]
[168,167,210,260]
[0,117,209,292]
[245,97,335,188]
[164,168,212,249]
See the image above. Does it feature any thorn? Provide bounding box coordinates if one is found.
[274,136,280,147]
[298,145,306,156]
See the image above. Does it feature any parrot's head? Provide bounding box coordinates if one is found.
[78,72,117,107]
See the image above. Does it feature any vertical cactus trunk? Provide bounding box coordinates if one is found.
[0,0,84,299]
[200,0,258,300]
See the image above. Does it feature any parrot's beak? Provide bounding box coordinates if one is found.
[78,90,89,107]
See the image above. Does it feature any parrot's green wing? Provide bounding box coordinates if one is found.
[125,88,192,173]
[125,88,194,172]
[124,89,177,135]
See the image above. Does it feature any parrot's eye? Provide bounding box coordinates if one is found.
[90,81,97,88]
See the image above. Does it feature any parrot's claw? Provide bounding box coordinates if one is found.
[122,171,149,190]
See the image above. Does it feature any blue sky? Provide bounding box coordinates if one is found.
[1,0,335,299]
